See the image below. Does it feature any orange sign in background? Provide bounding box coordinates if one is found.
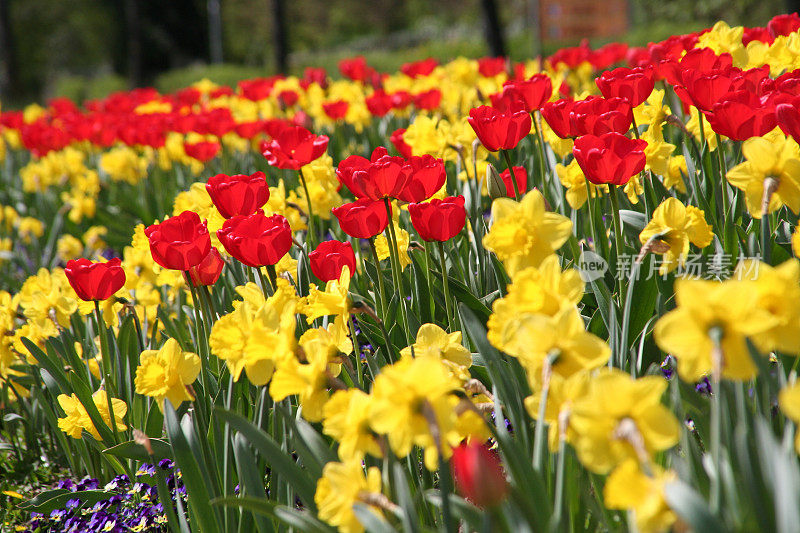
[539,0,630,41]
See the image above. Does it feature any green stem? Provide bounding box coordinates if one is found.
[383,198,412,344]
[609,185,625,302]
[298,168,316,248]
[630,113,641,140]
[437,241,454,332]
[716,133,729,226]
[423,242,436,322]
[255,267,274,296]
[348,315,364,389]
[761,213,771,265]
[553,436,567,530]
[368,238,395,361]
[501,149,521,201]
[532,113,549,189]
[185,276,215,404]
[532,359,552,471]
[368,239,389,321]
[93,301,119,441]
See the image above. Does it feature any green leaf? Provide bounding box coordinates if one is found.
[273,506,335,532]
[164,402,222,533]
[103,438,172,462]
[352,504,399,533]
[232,434,276,533]
[18,490,109,513]
[214,407,317,510]
[663,480,725,533]
[210,495,277,519]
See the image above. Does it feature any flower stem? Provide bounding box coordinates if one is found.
[423,242,436,322]
[297,168,316,248]
[501,149,521,201]
[532,112,549,187]
[93,301,119,441]
[437,241,454,332]
[383,198,412,345]
[609,185,625,302]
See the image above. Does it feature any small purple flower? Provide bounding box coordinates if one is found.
[695,377,712,396]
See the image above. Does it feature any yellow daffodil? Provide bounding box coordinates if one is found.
[134,338,201,410]
[374,226,412,270]
[639,197,714,274]
[315,460,384,533]
[779,382,800,453]
[483,189,572,276]
[524,371,591,452]
[734,259,800,355]
[369,356,477,470]
[557,159,606,209]
[726,131,800,219]
[57,391,127,440]
[323,389,382,461]
[500,307,610,385]
[604,459,677,533]
[569,369,680,474]
[488,255,584,351]
[400,323,471,368]
[303,266,351,323]
[654,278,775,382]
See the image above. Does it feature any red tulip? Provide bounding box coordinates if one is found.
[185,248,225,286]
[390,91,413,111]
[336,147,389,198]
[451,441,508,508]
[478,57,507,77]
[569,96,633,137]
[217,212,293,267]
[206,171,269,219]
[499,166,528,198]
[309,240,356,282]
[501,73,553,112]
[351,154,412,201]
[572,133,648,186]
[674,69,736,112]
[366,89,394,117]
[408,196,466,242]
[322,100,349,120]
[769,12,800,38]
[468,105,532,152]
[595,66,655,107]
[145,211,212,271]
[413,89,442,111]
[261,126,328,170]
[303,67,328,87]
[339,56,373,82]
[277,90,298,108]
[332,198,390,239]
[396,155,446,203]
[705,90,777,141]
[401,58,438,78]
[541,98,577,138]
[777,98,800,143]
[390,128,414,159]
[184,140,220,163]
[65,258,126,301]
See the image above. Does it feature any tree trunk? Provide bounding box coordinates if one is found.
[271,0,288,73]
[480,0,506,58]
[208,0,223,64]
[124,0,142,88]
[0,0,15,100]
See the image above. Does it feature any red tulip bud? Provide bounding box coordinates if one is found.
[451,441,508,508]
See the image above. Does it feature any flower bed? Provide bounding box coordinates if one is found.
[2,14,800,533]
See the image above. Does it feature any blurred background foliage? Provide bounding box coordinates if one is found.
[0,0,791,106]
